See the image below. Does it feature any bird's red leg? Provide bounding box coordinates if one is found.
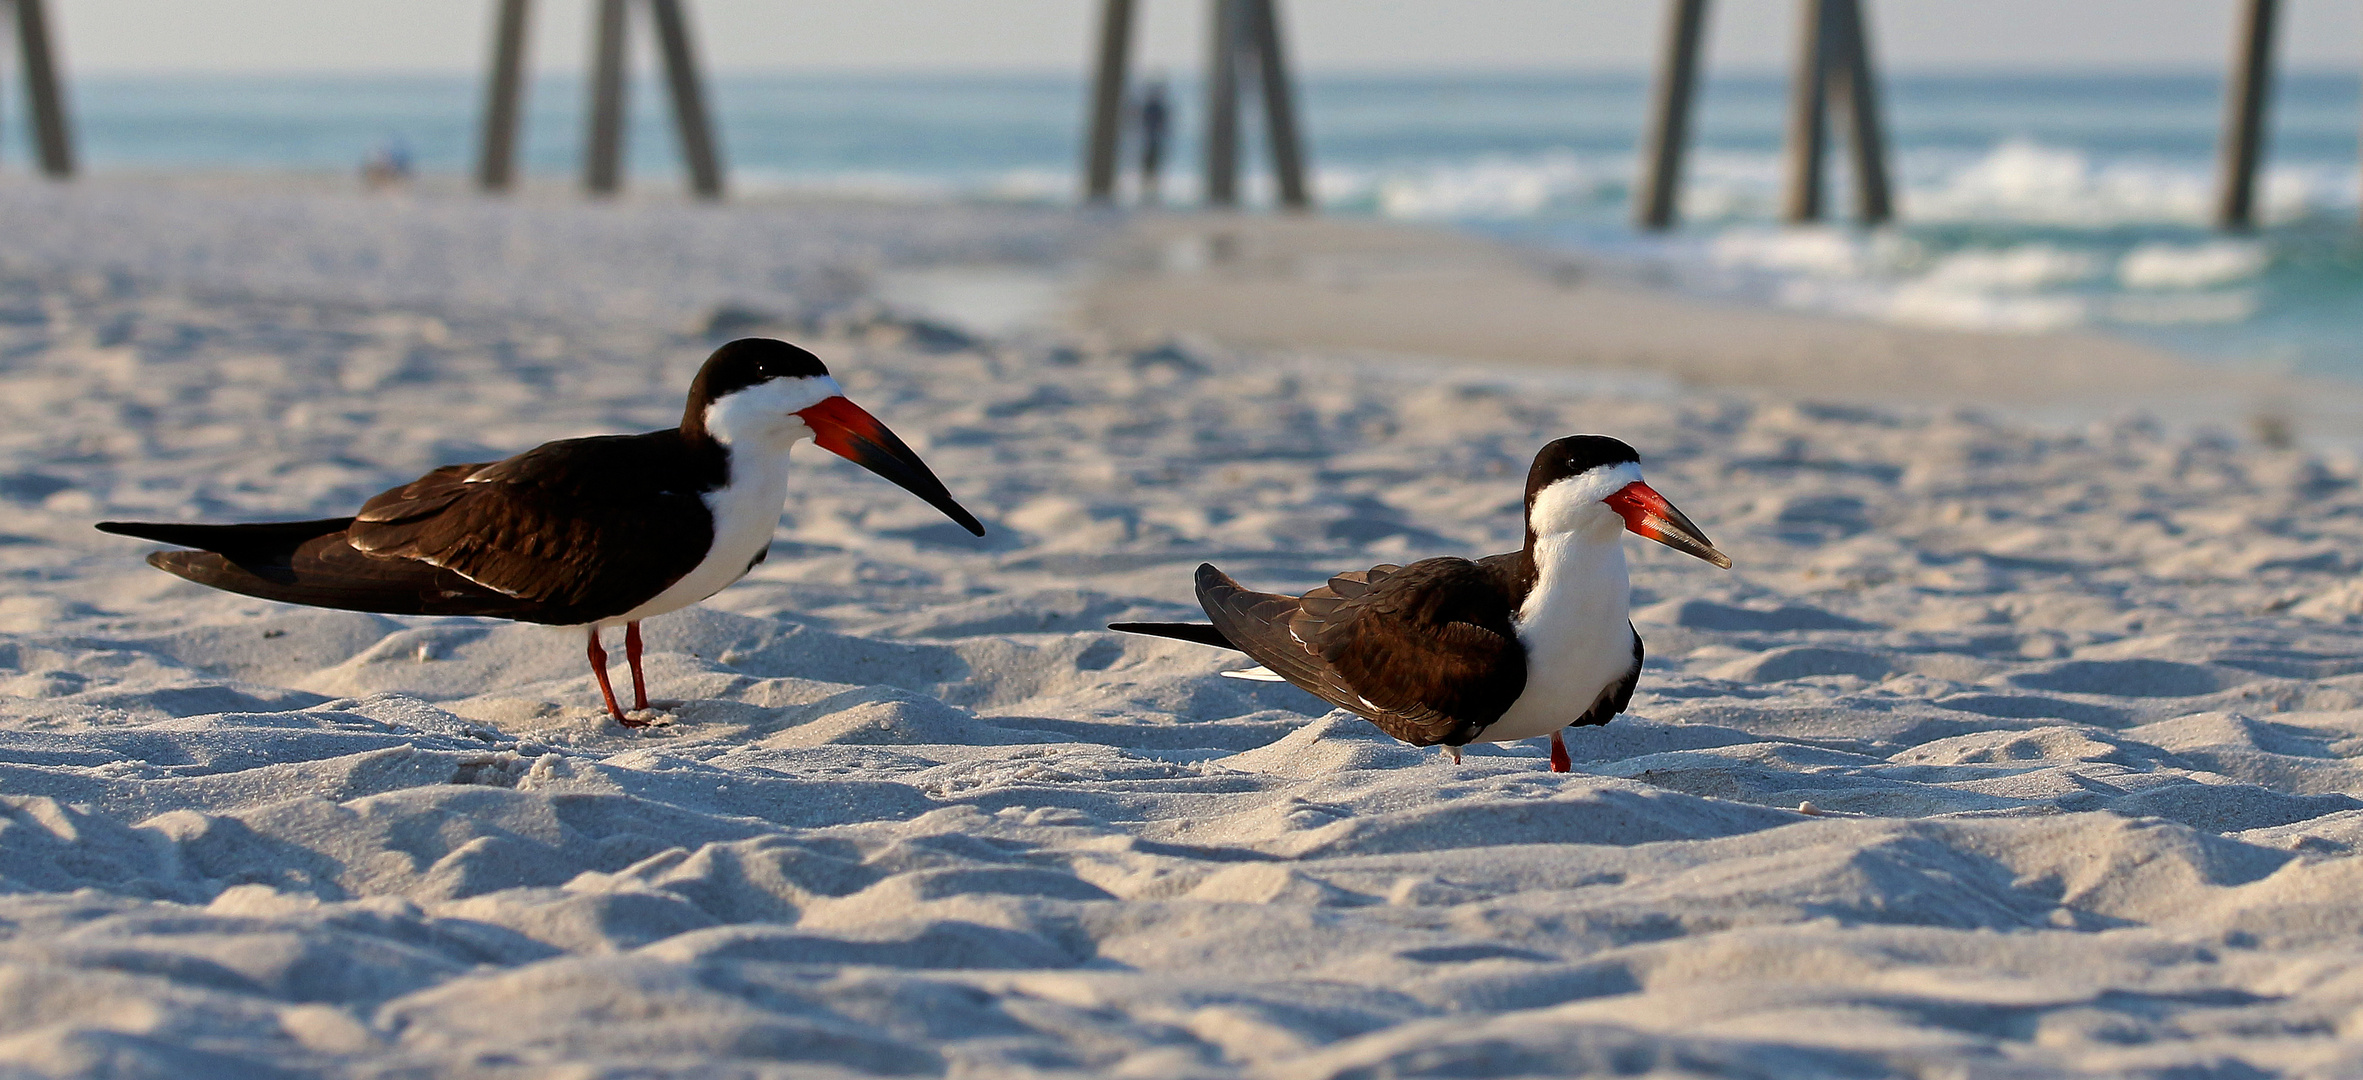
[624,620,649,712]
[587,628,635,726]
[1549,730,1571,773]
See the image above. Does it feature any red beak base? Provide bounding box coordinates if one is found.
[798,396,985,537]
[1606,481,1731,568]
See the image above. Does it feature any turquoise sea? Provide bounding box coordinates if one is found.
[25,70,2363,378]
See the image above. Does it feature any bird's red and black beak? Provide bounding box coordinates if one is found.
[1606,481,1730,568]
[798,396,986,536]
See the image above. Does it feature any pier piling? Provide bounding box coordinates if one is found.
[2214,0,2278,231]
[1637,0,1710,230]
[1246,0,1310,210]
[1197,0,1312,212]
[584,0,631,196]
[649,0,723,199]
[480,0,726,199]
[476,0,532,192]
[13,0,76,178]
[1083,0,1136,204]
[1203,0,1245,207]
[1780,0,1889,226]
[1830,0,1891,223]
[1781,0,1835,222]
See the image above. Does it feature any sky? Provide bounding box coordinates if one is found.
[36,0,2363,77]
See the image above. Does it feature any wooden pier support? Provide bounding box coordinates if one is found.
[476,0,532,192]
[1082,0,1136,204]
[650,0,723,199]
[1245,0,1309,209]
[2214,0,2278,231]
[1636,0,1709,230]
[1829,0,1890,223]
[1781,0,1834,222]
[477,0,725,199]
[1782,0,1890,225]
[584,0,631,196]
[1203,0,1245,207]
[11,0,77,178]
[1200,0,1312,211]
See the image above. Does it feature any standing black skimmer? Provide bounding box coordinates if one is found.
[1112,435,1727,771]
[97,338,983,727]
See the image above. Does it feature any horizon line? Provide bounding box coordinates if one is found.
[58,62,2363,80]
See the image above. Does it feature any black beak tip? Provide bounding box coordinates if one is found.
[931,496,985,537]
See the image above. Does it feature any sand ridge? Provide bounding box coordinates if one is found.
[4,178,2363,1076]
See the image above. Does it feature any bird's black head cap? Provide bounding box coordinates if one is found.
[687,338,832,411]
[1525,434,1641,504]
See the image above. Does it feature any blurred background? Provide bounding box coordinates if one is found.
[10,0,2362,379]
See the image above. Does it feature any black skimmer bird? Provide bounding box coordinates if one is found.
[97,338,983,727]
[1112,435,1727,771]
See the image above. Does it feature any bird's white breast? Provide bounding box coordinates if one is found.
[600,448,793,627]
[1479,527,1636,743]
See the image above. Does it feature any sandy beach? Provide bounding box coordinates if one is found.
[7,175,2363,1077]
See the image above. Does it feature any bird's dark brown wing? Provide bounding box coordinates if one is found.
[344,431,720,620]
[1195,559,1526,747]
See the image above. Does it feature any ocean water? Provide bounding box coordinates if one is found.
[24,71,2363,378]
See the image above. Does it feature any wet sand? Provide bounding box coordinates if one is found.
[1077,211,2363,443]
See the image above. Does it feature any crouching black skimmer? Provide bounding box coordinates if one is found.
[97,338,983,727]
[1112,435,1727,771]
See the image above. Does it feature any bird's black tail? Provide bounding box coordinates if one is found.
[1107,621,1238,651]
[98,517,360,588]
[97,518,355,557]
[95,516,515,618]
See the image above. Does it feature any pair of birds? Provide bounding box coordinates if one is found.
[99,338,1729,768]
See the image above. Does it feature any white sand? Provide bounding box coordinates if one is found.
[7,177,2363,1077]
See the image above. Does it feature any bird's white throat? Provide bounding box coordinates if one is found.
[613,375,848,626]
[1482,468,1640,742]
[701,374,840,451]
[1526,461,1642,539]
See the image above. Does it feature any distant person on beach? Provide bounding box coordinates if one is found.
[362,136,413,191]
[1134,76,1169,206]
